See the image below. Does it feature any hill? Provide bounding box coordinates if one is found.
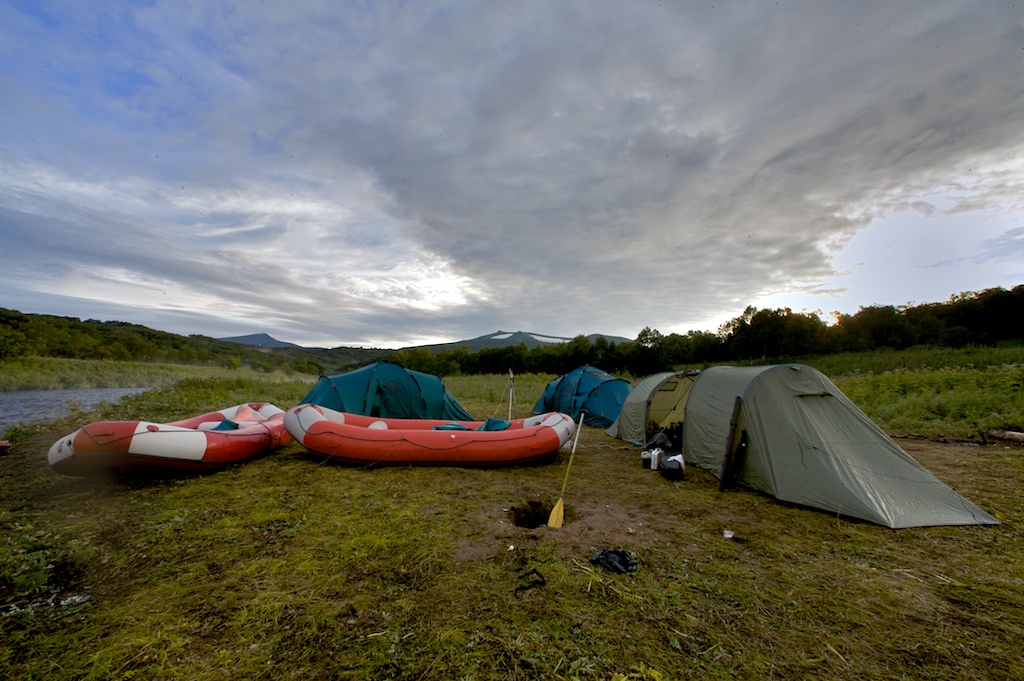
[0,308,382,375]
[400,330,632,353]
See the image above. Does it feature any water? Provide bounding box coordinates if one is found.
[0,388,148,435]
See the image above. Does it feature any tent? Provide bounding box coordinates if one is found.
[680,364,998,528]
[301,361,474,420]
[533,365,631,428]
[606,370,699,446]
[684,364,995,528]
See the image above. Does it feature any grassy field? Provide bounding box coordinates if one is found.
[0,357,318,392]
[1,356,1023,679]
[802,346,1024,440]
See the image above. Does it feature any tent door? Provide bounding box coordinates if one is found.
[719,396,744,491]
[720,430,748,491]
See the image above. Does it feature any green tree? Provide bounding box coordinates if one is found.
[631,327,665,375]
[830,305,918,352]
[0,326,29,360]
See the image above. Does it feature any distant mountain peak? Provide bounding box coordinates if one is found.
[220,333,301,349]
[398,330,631,353]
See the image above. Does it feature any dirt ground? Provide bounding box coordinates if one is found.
[448,431,1018,573]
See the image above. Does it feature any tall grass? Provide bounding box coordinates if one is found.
[671,346,1024,439]
[445,372,557,419]
[803,347,1024,438]
[801,344,1024,376]
[0,357,317,391]
[834,365,1024,438]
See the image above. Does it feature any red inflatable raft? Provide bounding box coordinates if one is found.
[284,404,576,467]
[48,403,291,476]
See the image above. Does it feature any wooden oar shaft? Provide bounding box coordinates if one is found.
[557,412,585,497]
[548,411,585,529]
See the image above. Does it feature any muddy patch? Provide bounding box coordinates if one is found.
[507,499,551,528]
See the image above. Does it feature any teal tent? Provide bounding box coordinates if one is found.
[301,361,474,420]
[533,365,630,428]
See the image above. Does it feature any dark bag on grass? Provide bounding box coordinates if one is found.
[590,548,637,573]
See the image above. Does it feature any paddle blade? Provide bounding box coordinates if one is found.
[547,497,565,529]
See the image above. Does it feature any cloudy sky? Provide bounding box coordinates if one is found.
[2,1,1022,349]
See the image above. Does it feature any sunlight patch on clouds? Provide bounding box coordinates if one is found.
[314,259,486,311]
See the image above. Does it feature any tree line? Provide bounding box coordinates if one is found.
[385,285,1024,376]
[2,285,1021,378]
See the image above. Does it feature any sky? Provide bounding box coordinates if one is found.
[1,1,1022,349]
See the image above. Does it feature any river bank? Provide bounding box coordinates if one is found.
[0,387,149,434]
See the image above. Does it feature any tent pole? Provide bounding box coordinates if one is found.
[507,369,516,420]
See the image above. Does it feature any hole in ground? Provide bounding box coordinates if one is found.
[508,499,554,528]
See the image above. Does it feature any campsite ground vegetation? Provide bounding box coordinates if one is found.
[2,355,1023,679]
[818,347,1024,440]
[0,356,317,392]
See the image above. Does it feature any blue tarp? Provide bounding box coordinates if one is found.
[532,365,630,428]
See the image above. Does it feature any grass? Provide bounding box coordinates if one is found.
[1,361,1023,679]
[0,356,317,392]
[832,364,1024,439]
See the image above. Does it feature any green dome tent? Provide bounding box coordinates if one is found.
[301,361,474,420]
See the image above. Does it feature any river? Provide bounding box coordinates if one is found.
[0,388,148,435]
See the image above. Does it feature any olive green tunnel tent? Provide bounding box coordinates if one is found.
[609,364,999,529]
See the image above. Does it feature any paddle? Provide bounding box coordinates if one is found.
[548,411,585,529]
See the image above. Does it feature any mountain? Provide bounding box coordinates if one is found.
[220,333,303,349]
[219,329,633,353]
[399,330,633,353]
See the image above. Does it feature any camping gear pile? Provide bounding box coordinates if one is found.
[641,447,685,480]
